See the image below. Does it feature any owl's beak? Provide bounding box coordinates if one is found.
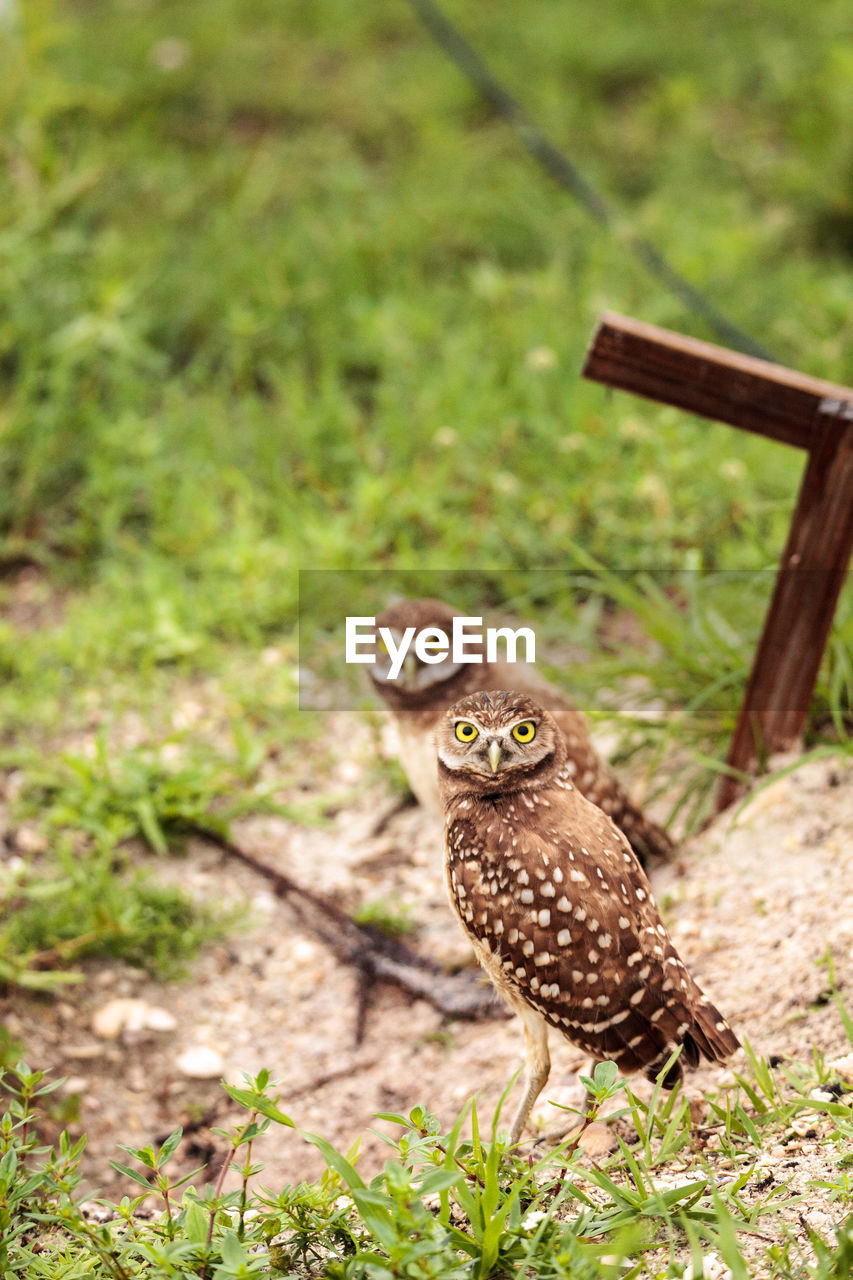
[487,738,502,774]
[401,651,419,684]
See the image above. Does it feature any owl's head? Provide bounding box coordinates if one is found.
[368,598,481,710]
[436,690,565,800]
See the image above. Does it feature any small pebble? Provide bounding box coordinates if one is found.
[338,761,362,785]
[684,1252,732,1280]
[65,1044,102,1060]
[829,1053,853,1085]
[80,1201,114,1223]
[290,939,318,964]
[578,1121,618,1158]
[13,825,48,854]
[251,891,278,914]
[176,1045,225,1078]
[144,1006,179,1032]
[62,1076,89,1095]
[91,999,177,1039]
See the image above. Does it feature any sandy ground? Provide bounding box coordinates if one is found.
[2,717,852,1267]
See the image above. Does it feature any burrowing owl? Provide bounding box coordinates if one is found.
[437,690,738,1144]
[370,598,673,865]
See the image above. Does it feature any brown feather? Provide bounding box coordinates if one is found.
[438,691,739,1095]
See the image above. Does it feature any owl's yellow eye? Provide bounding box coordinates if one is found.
[454,721,479,743]
[511,720,536,743]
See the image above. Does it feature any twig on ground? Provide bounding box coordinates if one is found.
[368,793,418,838]
[185,823,508,1032]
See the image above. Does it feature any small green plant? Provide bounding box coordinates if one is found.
[0,836,222,987]
[0,731,308,990]
[353,895,417,939]
[18,735,283,856]
[2,1041,853,1278]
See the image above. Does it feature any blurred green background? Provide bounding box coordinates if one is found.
[0,0,851,862]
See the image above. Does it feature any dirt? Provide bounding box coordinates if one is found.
[2,711,853,1267]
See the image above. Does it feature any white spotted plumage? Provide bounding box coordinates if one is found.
[436,690,740,1144]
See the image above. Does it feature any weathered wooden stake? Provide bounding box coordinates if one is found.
[582,311,853,812]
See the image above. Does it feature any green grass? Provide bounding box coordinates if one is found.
[2,0,851,686]
[4,1019,853,1278]
[2,0,852,697]
[3,0,853,586]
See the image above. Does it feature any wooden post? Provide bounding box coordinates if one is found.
[582,312,853,811]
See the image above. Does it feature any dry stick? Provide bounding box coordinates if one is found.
[202,1123,247,1279]
[353,970,374,1048]
[282,1059,380,1100]
[368,793,418,839]
[186,823,507,1030]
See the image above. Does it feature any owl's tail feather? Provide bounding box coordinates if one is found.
[688,996,741,1063]
[644,996,740,1086]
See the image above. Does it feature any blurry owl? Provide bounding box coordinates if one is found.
[368,598,673,865]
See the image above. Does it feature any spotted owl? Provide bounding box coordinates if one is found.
[436,690,739,1144]
[369,598,673,866]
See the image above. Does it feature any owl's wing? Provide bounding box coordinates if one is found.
[487,662,674,865]
[449,789,735,1076]
[544,715,676,866]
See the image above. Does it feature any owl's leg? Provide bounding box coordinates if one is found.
[507,1006,550,1145]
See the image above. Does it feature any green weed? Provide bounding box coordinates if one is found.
[352,896,417,940]
[0,838,221,986]
[2,1041,852,1278]
[0,0,850,842]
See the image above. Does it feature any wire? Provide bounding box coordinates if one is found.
[405,0,775,362]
